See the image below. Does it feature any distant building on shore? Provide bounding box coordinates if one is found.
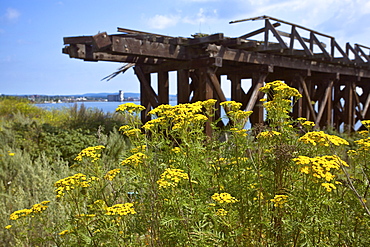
[107,90,124,102]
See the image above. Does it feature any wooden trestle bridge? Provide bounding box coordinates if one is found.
[63,16,370,131]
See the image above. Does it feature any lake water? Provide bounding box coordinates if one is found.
[35,101,176,114]
[35,101,234,126]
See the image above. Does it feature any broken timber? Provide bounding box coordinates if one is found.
[63,16,370,131]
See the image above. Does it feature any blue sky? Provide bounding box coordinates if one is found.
[1,0,370,96]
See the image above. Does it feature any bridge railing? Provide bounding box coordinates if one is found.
[230,15,370,67]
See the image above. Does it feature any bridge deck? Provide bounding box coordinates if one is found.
[63,16,370,131]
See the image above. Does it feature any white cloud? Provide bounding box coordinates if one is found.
[147,14,180,29]
[4,7,20,21]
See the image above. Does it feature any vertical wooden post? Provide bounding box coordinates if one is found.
[344,81,354,132]
[134,66,158,123]
[332,81,342,130]
[199,67,214,136]
[361,84,370,120]
[177,69,190,104]
[229,74,243,103]
[249,72,267,125]
[292,74,303,119]
[158,71,169,105]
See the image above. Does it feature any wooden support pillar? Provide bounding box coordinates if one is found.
[249,72,268,125]
[361,84,370,120]
[300,77,317,122]
[199,67,214,136]
[315,79,334,127]
[332,82,343,130]
[177,69,190,104]
[198,67,214,101]
[207,68,227,102]
[158,71,169,105]
[228,74,244,103]
[291,74,304,119]
[134,66,158,123]
[344,81,355,132]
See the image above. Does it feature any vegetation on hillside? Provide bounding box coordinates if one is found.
[1,83,370,246]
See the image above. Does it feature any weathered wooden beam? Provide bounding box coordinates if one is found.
[239,22,281,39]
[265,19,288,50]
[134,66,159,116]
[289,26,313,56]
[64,36,93,45]
[117,27,175,38]
[92,32,112,49]
[158,71,169,104]
[207,68,227,102]
[188,33,224,46]
[177,69,190,103]
[310,33,331,59]
[315,80,333,126]
[300,78,317,122]
[207,44,370,77]
[112,37,188,60]
[362,90,370,119]
[91,53,164,64]
[228,74,245,103]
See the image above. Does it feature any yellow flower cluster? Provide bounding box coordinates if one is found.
[121,152,147,166]
[157,168,189,189]
[130,145,147,153]
[215,208,228,216]
[220,101,242,112]
[302,121,315,127]
[8,151,15,156]
[116,103,145,113]
[361,120,370,129]
[104,168,121,181]
[321,182,337,192]
[74,145,105,163]
[105,203,136,216]
[354,137,370,152]
[298,131,349,146]
[5,225,12,229]
[123,128,141,136]
[256,130,282,139]
[230,128,248,137]
[9,201,50,220]
[211,193,239,204]
[259,80,302,99]
[54,173,99,198]
[143,100,214,132]
[270,195,288,208]
[292,155,348,191]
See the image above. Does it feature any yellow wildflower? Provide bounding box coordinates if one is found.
[105,203,136,216]
[116,103,145,114]
[74,145,105,163]
[211,192,238,204]
[270,195,288,208]
[215,208,228,216]
[298,131,349,146]
[157,168,189,189]
[54,173,98,198]
[5,225,12,229]
[121,152,147,166]
[104,168,121,181]
[256,130,282,139]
